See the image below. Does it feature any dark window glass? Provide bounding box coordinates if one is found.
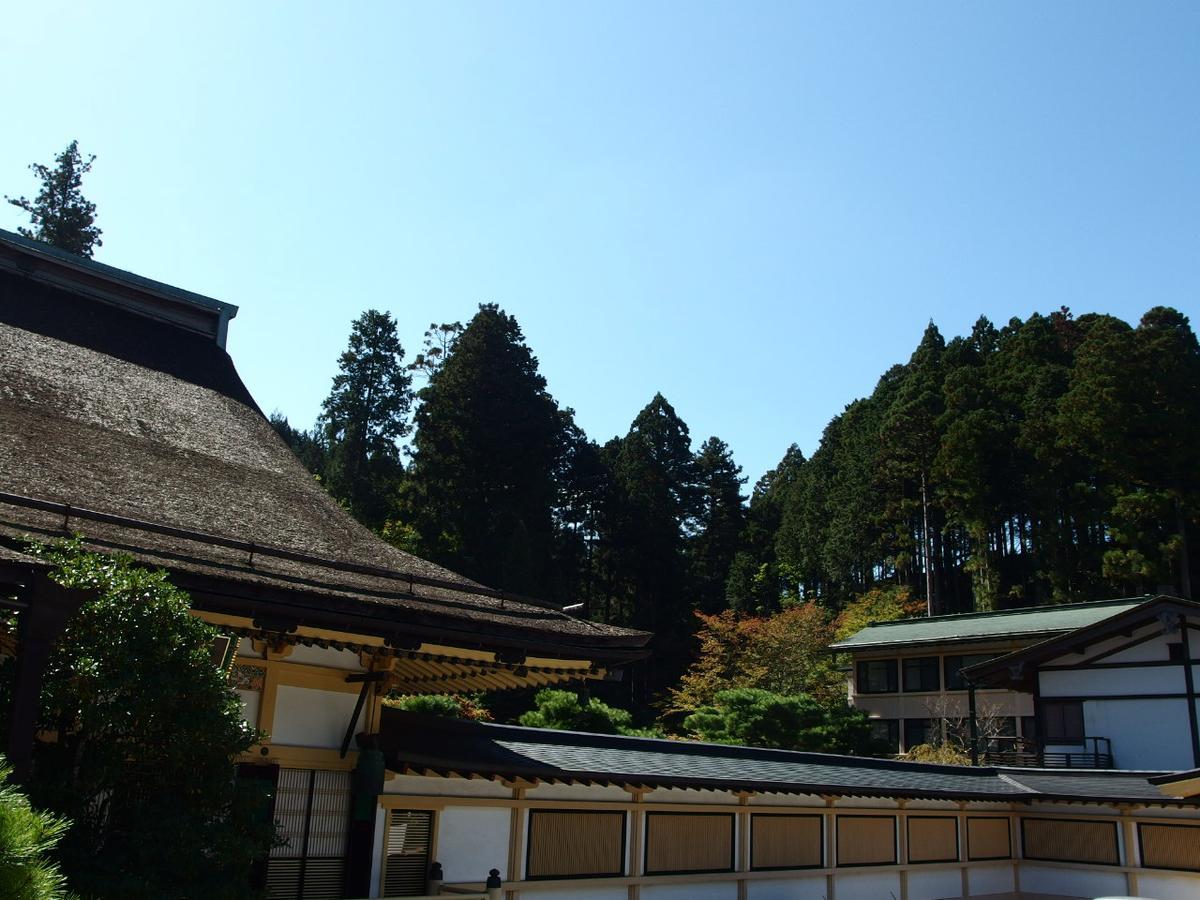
[869,719,900,753]
[1042,701,1085,743]
[903,718,939,750]
[902,657,940,692]
[1168,642,1185,662]
[856,659,898,694]
[1020,716,1037,741]
[943,653,996,690]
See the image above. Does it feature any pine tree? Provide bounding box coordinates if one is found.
[319,310,412,528]
[6,141,102,257]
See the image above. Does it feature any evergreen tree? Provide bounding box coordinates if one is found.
[690,436,746,613]
[16,541,272,900]
[319,310,412,528]
[6,141,102,257]
[401,304,565,596]
[0,760,71,900]
[269,411,329,478]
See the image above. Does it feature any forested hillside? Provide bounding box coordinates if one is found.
[273,304,1200,693]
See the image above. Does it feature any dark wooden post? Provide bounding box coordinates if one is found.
[6,572,87,780]
[967,681,979,766]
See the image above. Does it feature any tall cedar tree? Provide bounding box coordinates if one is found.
[319,310,412,529]
[726,444,804,613]
[401,304,564,597]
[12,542,272,900]
[599,394,700,693]
[690,437,747,613]
[6,141,102,257]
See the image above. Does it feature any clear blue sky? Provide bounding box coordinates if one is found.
[4,2,1197,484]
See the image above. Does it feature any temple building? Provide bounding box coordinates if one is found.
[2,227,1199,900]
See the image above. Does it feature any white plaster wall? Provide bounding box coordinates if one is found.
[1084,698,1192,769]
[747,874,828,900]
[907,866,963,900]
[519,887,626,900]
[832,870,902,899]
[749,794,825,808]
[383,774,512,798]
[1041,666,1184,696]
[1018,861,1124,898]
[436,806,511,882]
[269,685,364,748]
[237,689,260,728]
[643,787,737,805]
[1104,632,1173,663]
[1137,871,1200,900]
[524,783,631,802]
[284,644,364,670]
[967,862,1013,895]
[236,637,259,657]
[641,883,736,900]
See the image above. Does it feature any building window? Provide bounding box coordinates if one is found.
[967,817,1011,860]
[1139,823,1200,872]
[1168,642,1186,662]
[1041,700,1084,743]
[902,657,940,692]
[836,816,897,866]
[526,810,626,880]
[644,813,734,875]
[943,653,995,690]
[869,719,900,753]
[267,768,352,900]
[382,810,434,897]
[856,659,898,694]
[1020,716,1037,742]
[751,814,823,870]
[903,718,939,751]
[1021,818,1119,866]
[907,816,958,864]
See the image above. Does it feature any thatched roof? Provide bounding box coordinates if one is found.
[0,241,648,662]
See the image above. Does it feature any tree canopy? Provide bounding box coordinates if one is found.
[10,541,273,900]
[6,141,102,257]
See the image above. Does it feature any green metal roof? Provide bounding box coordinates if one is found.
[830,596,1152,651]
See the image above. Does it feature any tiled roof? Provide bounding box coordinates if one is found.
[377,710,1192,805]
[830,597,1150,651]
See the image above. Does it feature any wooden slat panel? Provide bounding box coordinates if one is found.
[1139,823,1200,872]
[383,810,434,896]
[907,816,957,863]
[836,816,897,866]
[645,813,733,874]
[967,817,1011,860]
[1022,818,1119,865]
[527,810,625,878]
[751,814,822,870]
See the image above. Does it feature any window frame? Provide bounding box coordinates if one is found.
[856,658,899,695]
[902,656,941,693]
[1041,700,1085,743]
[525,808,627,881]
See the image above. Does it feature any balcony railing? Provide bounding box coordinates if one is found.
[981,736,1113,769]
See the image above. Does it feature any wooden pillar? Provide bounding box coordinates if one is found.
[506,785,526,900]
[736,792,752,900]
[1120,806,1139,897]
[896,800,908,900]
[957,802,969,899]
[823,796,837,900]
[627,786,645,900]
[6,573,86,781]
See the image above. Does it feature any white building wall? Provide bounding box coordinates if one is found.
[1018,861,1125,898]
[1138,872,1200,900]
[269,685,365,748]
[747,875,828,900]
[520,888,626,900]
[436,806,511,882]
[1040,666,1184,696]
[966,861,1014,895]
[641,884,737,900]
[906,866,964,900]
[1085,698,1193,770]
[832,870,902,899]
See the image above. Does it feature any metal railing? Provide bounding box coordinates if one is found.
[982,736,1113,769]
